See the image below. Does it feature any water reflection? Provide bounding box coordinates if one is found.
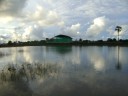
[0,63,61,96]
[116,46,121,70]
[0,46,128,96]
[0,63,60,82]
[0,52,5,58]
[84,47,106,71]
[0,51,10,58]
[50,46,72,54]
[21,46,81,65]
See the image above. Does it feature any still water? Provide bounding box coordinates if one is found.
[0,46,128,96]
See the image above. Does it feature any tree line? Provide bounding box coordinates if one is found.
[0,38,127,47]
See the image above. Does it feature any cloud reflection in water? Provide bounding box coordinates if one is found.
[0,46,128,96]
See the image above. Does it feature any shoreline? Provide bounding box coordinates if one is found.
[0,42,128,48]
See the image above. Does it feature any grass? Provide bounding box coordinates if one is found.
[0,62,60,82]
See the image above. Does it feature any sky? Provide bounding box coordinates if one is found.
[0,0,128,42]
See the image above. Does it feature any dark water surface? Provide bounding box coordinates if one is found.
[0,46,128,96]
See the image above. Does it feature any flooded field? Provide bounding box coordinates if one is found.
[0,46,128,96]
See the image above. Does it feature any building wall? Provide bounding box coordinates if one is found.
[54,37,72,43]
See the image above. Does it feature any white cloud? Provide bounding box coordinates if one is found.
[22,26,33,40]
[39,11,60,26]
[0,0,128,41]
[86,16,108,39]
[27,5,47,21]
[25,5,63,27]
[70,23,81,32]
[57,21,65,27]
[64,23,81,37]
[0,34,10,41]
[0,16,13,24]
[22,25,44,41]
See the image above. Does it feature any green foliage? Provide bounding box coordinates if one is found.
[8,41,12,45]
[107,38,117,42]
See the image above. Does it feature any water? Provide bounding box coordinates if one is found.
[0,46,128,96]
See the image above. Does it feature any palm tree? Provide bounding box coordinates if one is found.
[115,26,122,70]
[115,26,122,41]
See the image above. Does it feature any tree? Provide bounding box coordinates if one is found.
[8,41,12,45]
[79,38,82,42]
[46,38,49,41]
[115,26,122,41]
[107,38,113,42]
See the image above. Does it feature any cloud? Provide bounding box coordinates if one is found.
[0,0,27,17]
[0,0,128,41]
[0,17,13,24]
[6,25,44,41]
[26,5,47,21]
[38,11,60,26]
[0,34,10,40]
[70,23,81,32]
[86,16,108,39]
[25,5,63,27]
[29,26,44,40]
[64,23,81,37]
[22,25,44,41]
[76,0,128,18]
[0,33,12,43]
[57,21,65,27]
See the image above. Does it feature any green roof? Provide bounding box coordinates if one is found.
[55,35,72,39]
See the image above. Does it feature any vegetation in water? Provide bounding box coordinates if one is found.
[0,62,60,82]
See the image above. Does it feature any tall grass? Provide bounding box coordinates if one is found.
[0,62,60,82]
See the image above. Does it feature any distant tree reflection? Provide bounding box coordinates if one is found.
[116,46,122,70]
